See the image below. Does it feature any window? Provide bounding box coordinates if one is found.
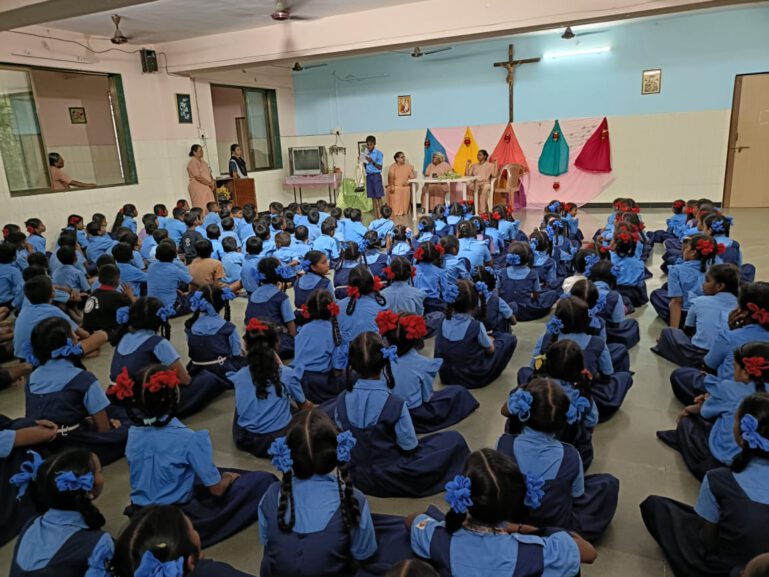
[0,65,137,196]
[211,85,282,174]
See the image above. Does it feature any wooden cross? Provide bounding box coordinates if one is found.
[493,44,541,122]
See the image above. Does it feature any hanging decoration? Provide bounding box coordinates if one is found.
[422,129,448,174]
[575,117,612,173]
[538,120,569,177]
[452,127,480,175]
[490,123,529,173]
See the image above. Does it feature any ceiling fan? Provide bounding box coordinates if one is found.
[394,46,453,58]
[110,14,130,45]
[271,0,313,21]
[561,26,606,40]
[290,62,327,71]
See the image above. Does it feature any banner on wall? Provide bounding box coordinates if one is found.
[452,127,480,175]
[490,123,529,173]
[422,129,447,174]
[575,117,612,173]
[538,120,569,177]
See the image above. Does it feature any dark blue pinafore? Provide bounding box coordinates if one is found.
[0,417,41,546]
[598,290,640,348]
[244,291,294,359]
[9,521,105,577]
[498,270,558,322]
[186,323,244,383]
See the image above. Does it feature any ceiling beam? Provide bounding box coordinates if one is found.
[0,0,159,31]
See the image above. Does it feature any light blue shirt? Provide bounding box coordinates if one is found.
[116,329,180,366]
[122,216,137,233]
[337,295,386,344]
[116,262,146,295]
[441,313,492,348]
[345,222,368,247]
[0,429,15,458]
[249,285,294,323]
[702,376,756,465]
[14,304,77,358]
[336,378,418,450]
[146,261,192,307]
[369,218,394,241]
[202,212,221,230]
[0,262,24,309]
[594,281,624,323]
[28,359,110,416]
[685,292,738,349]
[241,254,264,294]
[531,332,613,375]
[458,237,491,269]
[705,324,769,379]
[695,459,769,523]
[222,251,244,284]
[294,320,347,373]
[441,254,470,284]
[231,365,305,433]
[127,418,222,506]
[390,241,412,258]
[221,230,242,248]
[414,263,448,301]
[312,234,340,261]
[364,148,384,174]
[381,281,425,315]
[85,236,117,263]
[668,260,705,310]
[49,250,86,277]
[390,349,443,409]
[190,315,241,356]
[612,255,645,286]
[164,219,187,244]
[27,234,46,254]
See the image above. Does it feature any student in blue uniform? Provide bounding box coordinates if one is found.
[476,267,515,335]
[240,237,264,295]
[651,199,687,245]
[112,203,138,235]
[438,235,470,285]
[642,392,769,577]
[521,297,633,422]
[202,201,221,230]
[658,342,767,482]
[381,258,426,315]
[492,204,521,243]
[305,210,322,243]
[337,265,388,346]
[25,318,127,466]
[290,225,312,262]
[85,221,118,264]
[244,257,296,359]
[184,284,242,383]
[432,204,449,237]
[8,447,113,577]
[499,378,619,541]
[293,250,333,314]
[610,230,648,307]
[529,230,561,292]
[653,264,740,367]
[51,245,91,297]
[434,280,517,389]
[408,448,595,577]
[50,233,87,278]
[219,216,241,248]
[146,241,192,314]
[360,230,389,279]
[24,218,47,254]
[369,204,395,243]
[311,217,340,262]
[445,202,464,235]
[414,242,448,313]
[164,207,188,246]
[220,236,244,292]
[377,310,478,433]
[258,409,381,577]
[113,505,256,577]
[345,209,368,248]
[230,319,312,457]
[456,221,491,272]
[333,331,469,498]
[497,242,559,322]
[387,225,414,260]
[651,233,715,327]
[112,242,146,296]
[586,260,640,349]
[109,297,228,419]
[273,232,299,272]
[293,290,347,404]
[121,364,275,548]
[412,216,440,249]
[333,243,363,300]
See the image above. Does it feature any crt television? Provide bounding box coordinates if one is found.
[289,146,327,176]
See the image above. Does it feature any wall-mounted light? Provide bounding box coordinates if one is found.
[543,46,611,59]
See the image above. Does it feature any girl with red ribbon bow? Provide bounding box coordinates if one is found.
[380,257,431,321]
[338,265,387,346]
[292,250,333,323]
[414,243,450,315]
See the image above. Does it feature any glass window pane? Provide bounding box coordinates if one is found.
[0,69,49,193]
[244,89,272,169]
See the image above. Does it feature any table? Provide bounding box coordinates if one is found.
[283,173,342,204]
[407,176,478,224]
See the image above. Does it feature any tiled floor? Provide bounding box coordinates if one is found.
[1,206,762,576]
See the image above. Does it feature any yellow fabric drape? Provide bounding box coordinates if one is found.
[452,127,480,175]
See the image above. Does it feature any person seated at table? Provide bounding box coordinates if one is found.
[465,150,497,213]
[423,152,453,211]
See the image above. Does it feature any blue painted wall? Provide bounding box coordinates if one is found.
[292,5,769,135]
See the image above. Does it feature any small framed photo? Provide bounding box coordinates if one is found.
[357,141,369,164]
[69,107,87,124]
[176,93,193,124]
[641,69,661,95]
[397,95,412,116]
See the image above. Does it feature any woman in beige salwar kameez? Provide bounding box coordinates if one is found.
[186,144,216,212]
[465,150,498,213]
[386,152,416,216]
[422,152,452,211]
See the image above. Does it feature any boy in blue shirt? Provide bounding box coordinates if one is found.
[202,201,221,229]
[146,241,192,309]
[312,218,340,262]
[221,236,244,292]
[363,135,385,215]
[165,207,187,245]
[220,216,242,248]
[240,237,264,295]
[291,226,313,262]
[112,242,147,296]
[306,210,322,242]
[205,224,225,261]
[0,243,24,310]
[85,220,117,263]
[51,246,91,309]
[181,212,205,264]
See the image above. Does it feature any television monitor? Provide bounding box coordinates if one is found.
[290,146,324,175]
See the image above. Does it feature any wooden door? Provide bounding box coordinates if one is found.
[724,73,769,207]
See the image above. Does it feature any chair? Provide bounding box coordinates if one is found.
[493,164,526,210]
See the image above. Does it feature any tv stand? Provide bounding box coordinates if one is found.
[283,173,341,204]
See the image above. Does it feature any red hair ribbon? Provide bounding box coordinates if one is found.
[376,310,399,335]
[347,286,360,299]
[383,267,396,281]
[492,211,502,221]
[400,315,427,341]
[373,276,384,292]
[631,207,640,214]
[506,206,514,217]
[742,356,769,378]
[466,199,474,206]
[411,267,417,279]
[599,246,609,254]
[1,227,9,238]
[480,212,489,221]
[747,303,769,325]
[68,216,82,225]
[414,247,425,262]
[144,369,179,393]
[717,243,726,255]
[695,239,715,256]
[26,225,35,234]
[119,208,124,215]
[300,304,311,319]
[580,368,594,380]
[327,302,340,317]
[434,243,445,256]
[106,367,135,400]
[246,318,269,332]
[618,232,631,243]
[673,200,685,209]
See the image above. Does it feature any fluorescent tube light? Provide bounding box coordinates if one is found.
[543,46,611,59]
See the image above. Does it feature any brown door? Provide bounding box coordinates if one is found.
[724,73,769,208]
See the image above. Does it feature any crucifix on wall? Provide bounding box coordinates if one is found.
[493,44,541,122]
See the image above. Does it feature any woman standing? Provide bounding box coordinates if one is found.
[423,152,452,211]
[229,143,248,179]
[187,144,216,211]
[387,151,416,216]
[466,150,497,213]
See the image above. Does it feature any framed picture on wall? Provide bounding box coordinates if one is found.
[176,93,193,124]
[641,69,662,95]
[69,107,87,124]
[398,95,411,116]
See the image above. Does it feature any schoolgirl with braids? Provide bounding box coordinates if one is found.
[413,242,449,313]
[381,257,427,315]
[446,201,465,233]
[562,248,595,294]
[113,505,253,577]
[528,229,561,291]
[492,203,523,243]
[110,297,229,419]
[23,217,47,254]
[360,229,389,278]
[659,342,769,482]
[387,224,414,259]
[705,213,754,281]
[499,378,619,541]
[642,393,769,577]
[497,241,559,322]
[183,283,243,382]
[25,317,128,466]
[438,235,471,284]
[408,448,595,576]
[232,319,313,456]
[650,232,718,327]
[293,249,333,313]
[244,256,297,359]
[431,203,449,236]
[124,363,276,549]
[378,311,478,434]
[456,220,491,270]
[293,289,348,403]
[411,215,440,249]
[542,215,575,278]
[610,228,648,307]
[519,297,633,422]
[476,266,515,334]
[332,241,363,299]
[258,409,385,577]
[587,260,641,349]
[332,331,469,497]
[337,264,387,346]
[651,198,687,245]
[434,279,517,389]
[9,447,113,577]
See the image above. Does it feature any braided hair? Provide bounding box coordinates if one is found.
[417,216,435,235]
[348,331,395,390]
[278,409,361,533]
[447,279,480,321]
[414,241,443,266]
[732,392,769,473]
[30,317,86,368]
[258,257,288,291]
[304,289,342,346]
[542,297,590,354]
[386,256,414,284]
[183,283,231,331]
[432,204,447,226]
[379,312,427,356]
[686,233,719,273]
[734,342,769,393]
[243,319,283,400]
[539,339,593,400]
[121,296,172,341]
[338,242,361,271]
[344,265,386,315]
[737,282,769,331]
[445,449,526,533]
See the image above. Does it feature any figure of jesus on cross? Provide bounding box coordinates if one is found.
[493,44,541,122]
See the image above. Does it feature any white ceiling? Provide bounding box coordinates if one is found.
[43,0,423,44]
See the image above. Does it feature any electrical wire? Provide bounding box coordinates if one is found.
[7,29,143,54]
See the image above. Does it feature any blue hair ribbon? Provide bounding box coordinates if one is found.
[252,268,266,285]
[54,470,95,493]
[276,265,296,280]
[475,281,489,300]
[300,259,312,273]
[9,450,44,500]
[529,238,539,251]
[506,253,521,266]
[546,316,564,335]
[156,304,176,322]
[116,306,130,325]
[268,437,293,473]
[336,431,357,463]
[524,473,545,509]
[444,282,460,304]
[610,264,622,279]
[189,291,217,316]
[507,389,533,422]
[134,550,184,577]
[444,475,473,514]
[566,396,592,425]
[22,342,40,368]
[221,287,236,301]
[51,338,84,359]
[740,414,769,451]
[381,345,398,362]
[583,254,599,278]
